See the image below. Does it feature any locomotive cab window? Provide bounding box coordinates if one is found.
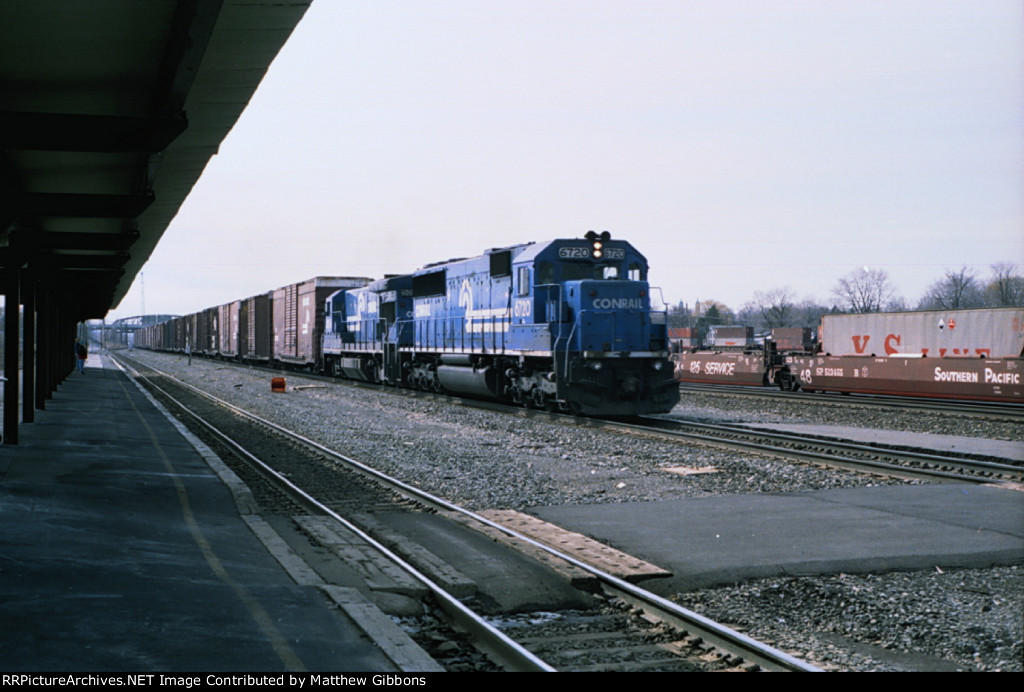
[561,262,623,281]
[517,266,530,296]
[412,270,446,298]
[628,263,644,281]
[490,250,512,278]
[537,262,554,285]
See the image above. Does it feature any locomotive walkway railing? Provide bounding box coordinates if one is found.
[412,315,510,355]
[328,315,514,356]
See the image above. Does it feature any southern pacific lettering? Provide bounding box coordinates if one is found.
[933,367,978,383]
[932,367,1020,386]
[986,369,1020,385]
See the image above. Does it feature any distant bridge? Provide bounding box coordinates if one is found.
[108,315,177,330]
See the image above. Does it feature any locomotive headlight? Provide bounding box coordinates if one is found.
[652,361,665,371]
[586,230,611,258]
[588,361,603,371]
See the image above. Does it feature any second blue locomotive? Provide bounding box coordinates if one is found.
[323,232,678,416]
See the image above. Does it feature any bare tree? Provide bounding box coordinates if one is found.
[918,266,984,310]
[832,267,897,313]
[985,263,1024,307]
[795,299,829,328]
[747,287,796,329]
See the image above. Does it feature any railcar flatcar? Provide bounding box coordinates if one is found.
[672,308,1023,403]
[671,327,811,387]
[782,308,1023,402]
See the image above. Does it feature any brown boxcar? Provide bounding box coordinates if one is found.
[217,300,241,358]
[240,291,272,362]
[172,315,187,352]
[196,307,218,355]
[271,277,371,368]
[188,313,201,354]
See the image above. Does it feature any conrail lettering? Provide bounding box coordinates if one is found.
[933,367,978,383]
[593,298,642,309]
[985,369,1020,385]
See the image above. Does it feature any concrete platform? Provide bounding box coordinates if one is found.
[529,484,1024,593]
[0,355,413,672]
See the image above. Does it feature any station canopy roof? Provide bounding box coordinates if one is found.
[0,0,311,320]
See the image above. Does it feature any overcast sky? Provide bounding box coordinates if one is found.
[107,0,1023,321]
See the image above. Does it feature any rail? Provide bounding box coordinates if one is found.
[113,353,553,672]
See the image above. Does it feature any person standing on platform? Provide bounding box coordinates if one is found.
[74,338,87,374]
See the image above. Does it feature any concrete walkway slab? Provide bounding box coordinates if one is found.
[530,484,1024,592]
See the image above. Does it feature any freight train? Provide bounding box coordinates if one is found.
[134,233,680,416]
[672,308,1024,403]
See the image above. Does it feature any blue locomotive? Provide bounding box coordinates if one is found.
[323,232,679,416]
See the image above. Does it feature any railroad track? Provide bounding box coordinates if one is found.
[399,385,1021,484]
[371,383,1022,485]
[116,348,1021,485]
[678,383,1024,423]
[111,351,821,673]
[618,416,1024,485]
